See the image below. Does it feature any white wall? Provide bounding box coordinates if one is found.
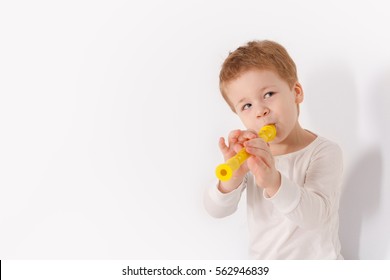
[1,0,389,259]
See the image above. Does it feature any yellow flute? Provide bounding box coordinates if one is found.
[215,124,277,182]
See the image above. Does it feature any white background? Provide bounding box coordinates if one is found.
[1,0,389,259]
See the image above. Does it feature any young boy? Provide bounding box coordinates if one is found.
[204,40,343,259]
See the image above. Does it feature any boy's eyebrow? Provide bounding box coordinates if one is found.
[258,85,276,92]
[236,97,246,105]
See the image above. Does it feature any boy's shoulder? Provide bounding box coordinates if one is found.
[310,134,343,159]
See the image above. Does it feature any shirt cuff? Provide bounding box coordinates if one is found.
[263,173,301,214]
[209,177,246,206]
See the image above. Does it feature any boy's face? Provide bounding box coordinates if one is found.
[224,69,303,143]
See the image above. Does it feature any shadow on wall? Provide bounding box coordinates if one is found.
[303,59,388,259]
[345,66,390,259]
[340,147,382,259]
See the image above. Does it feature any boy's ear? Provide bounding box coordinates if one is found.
[294,82,304,104]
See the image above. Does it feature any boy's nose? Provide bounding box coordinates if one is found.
[257,107,270,118]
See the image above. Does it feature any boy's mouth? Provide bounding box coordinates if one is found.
[263,122,276,128]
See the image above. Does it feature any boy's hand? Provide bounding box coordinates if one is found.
[244,138,281,197]
[217,129,257,193]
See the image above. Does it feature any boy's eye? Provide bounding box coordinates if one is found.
[242,103,252,111]
[264,91,274,99]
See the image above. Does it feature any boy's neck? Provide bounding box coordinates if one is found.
[270,123,317,156]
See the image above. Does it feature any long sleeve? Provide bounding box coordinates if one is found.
[206,135,343,259]
[264,140,343,230]
[203,178,247,218]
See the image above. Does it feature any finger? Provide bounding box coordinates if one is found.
[249,151,273,169]
[233,142,244,153]
[244,138,269,151]
[244,142,274,168]
[245,145,270,159]
[218,137,229,153]
[245,129,259,139]
[227,130,241,144]
[238,130,258,143]
[247,155,269,172]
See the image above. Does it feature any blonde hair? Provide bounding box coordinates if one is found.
[219,40,298,111]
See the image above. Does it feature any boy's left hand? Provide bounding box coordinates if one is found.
[244,138,281,197]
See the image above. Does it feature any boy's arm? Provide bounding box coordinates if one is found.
[264,142,343,229]
[203,177,247,218]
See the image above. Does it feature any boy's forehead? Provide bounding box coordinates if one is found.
[226,69,281,93]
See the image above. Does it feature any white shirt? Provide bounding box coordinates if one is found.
[204,135,343,259]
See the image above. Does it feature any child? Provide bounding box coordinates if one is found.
[204,40,343,259]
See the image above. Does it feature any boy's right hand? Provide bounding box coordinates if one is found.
[217,129,258,193]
